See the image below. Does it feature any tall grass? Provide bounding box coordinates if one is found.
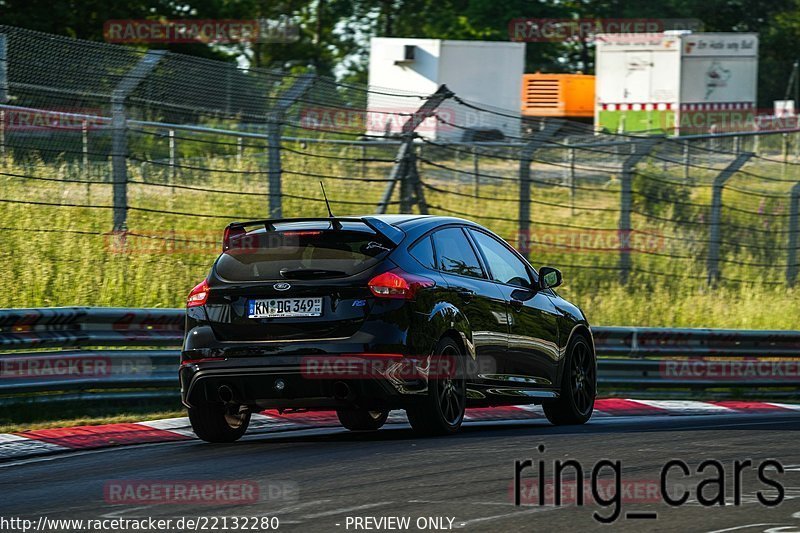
[0,144,797,329]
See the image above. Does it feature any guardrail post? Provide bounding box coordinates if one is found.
[707,152,753,284]
[376,84,454,214]
[517,119,564,254]
[266,73,316,218]
[110,50,166,232]
[786,183,800,286]
[619,139,658,284]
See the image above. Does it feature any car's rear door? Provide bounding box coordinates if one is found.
[430,227,508,384]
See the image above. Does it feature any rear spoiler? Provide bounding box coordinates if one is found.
[225,217,405,245]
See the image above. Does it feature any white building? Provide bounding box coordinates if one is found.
[366,38,525,140]
[595,32,759,134]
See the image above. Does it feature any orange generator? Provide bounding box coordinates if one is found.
[521,73,595,120]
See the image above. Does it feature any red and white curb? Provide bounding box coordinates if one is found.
[2,399,798,461]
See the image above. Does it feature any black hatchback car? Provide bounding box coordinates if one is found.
[180,215,596,442]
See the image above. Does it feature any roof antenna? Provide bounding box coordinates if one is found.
[320,181,335,218]
[320,181,341,229]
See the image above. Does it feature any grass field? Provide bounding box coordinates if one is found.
[1,139,798,329]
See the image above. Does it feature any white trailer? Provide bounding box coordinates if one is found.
[595,32,759,134]
[366,38,525,140]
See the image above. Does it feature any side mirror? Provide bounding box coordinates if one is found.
[538,266,562,290]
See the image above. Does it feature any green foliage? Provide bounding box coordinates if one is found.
[2,148,798,329]
[633,166,696,223]
[5,0,800,103]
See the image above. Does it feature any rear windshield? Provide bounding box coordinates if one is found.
[215,229,394,281]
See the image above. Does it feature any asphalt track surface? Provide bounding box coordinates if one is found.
[2,412,800,532]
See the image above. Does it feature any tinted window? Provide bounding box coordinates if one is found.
[215,229,393,281]
[409,236,436,269]
[469,230,531,287]
[432,228,484,279]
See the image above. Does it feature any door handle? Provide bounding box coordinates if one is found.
[458,289,475,302]
[510,298,524,312]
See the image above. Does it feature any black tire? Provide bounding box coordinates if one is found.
[406,338,466,435]
[543,334,596,425]
[188,404,251,443]
[336,409,390,431]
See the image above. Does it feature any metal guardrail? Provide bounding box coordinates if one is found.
[0,308,798,404]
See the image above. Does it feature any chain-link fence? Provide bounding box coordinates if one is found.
[2,25,800,312]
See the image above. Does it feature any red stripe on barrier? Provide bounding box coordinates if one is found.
[594,398,667,415]
[18,423,190,449]
[710,401,792,412]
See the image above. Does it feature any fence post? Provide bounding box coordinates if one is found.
[110,50,166,232]
[517,120,564,254]
[706,152,754,284]
[0,34,7,160]
[378,138,411,214]
[786,183,800,286]
[0,109,4,161]
[0,34,7,105]
[408,144,428,215]
[266,115,282,217]
[265,73,316,218]
[168,128,176,182]
[81,120,89,174]
[619,139,658,285]
[472,147,479,198]
[376,84,454,214]
[361,144,367,180]
[569,145,576,215]
[398,136,416,212]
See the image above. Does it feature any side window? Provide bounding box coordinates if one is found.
[431,228,484,279]
[409,236,435,269]
[469,229,531,288]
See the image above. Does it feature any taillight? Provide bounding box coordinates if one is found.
[187,279,210,307]
[222,225,246,252]
[368,269,435,299]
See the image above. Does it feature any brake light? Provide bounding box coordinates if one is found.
[282,230,322,237]
[343,353,404,358]
[187,279,210,307]
[222,225,246,252]
[368,269,435,299]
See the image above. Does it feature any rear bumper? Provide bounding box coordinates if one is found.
[179,354,431,410]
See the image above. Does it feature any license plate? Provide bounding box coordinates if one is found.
[248,298,323,318]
